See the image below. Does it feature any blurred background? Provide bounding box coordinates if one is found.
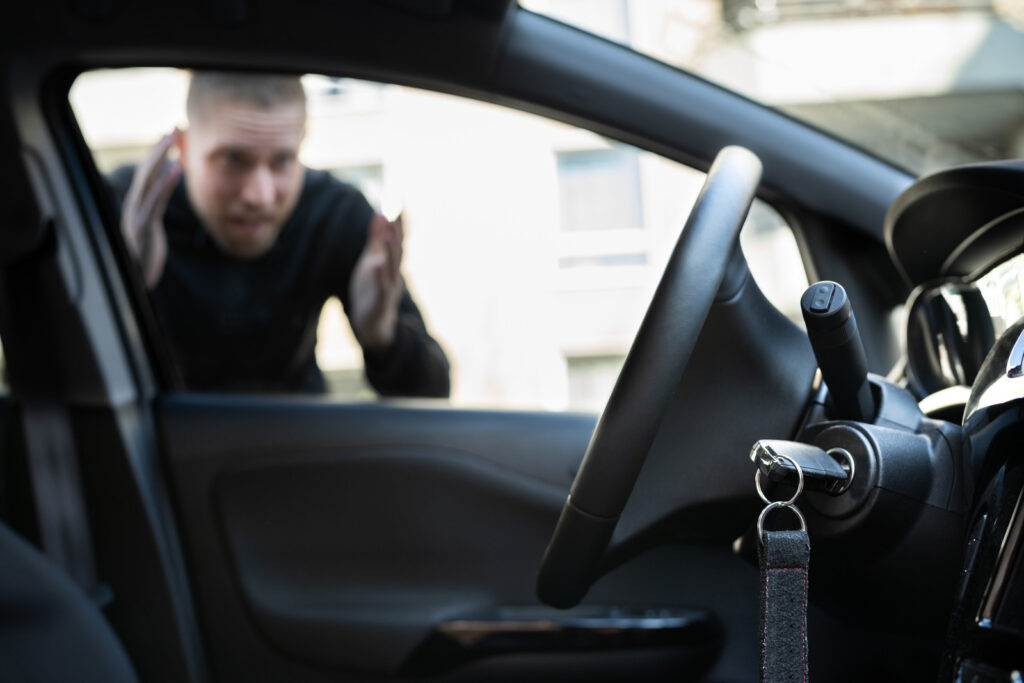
[65,0,1024,411]
[528,0,1024,174]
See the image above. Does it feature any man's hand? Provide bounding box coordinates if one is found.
[349,212,405,350]
[122,129,182,288]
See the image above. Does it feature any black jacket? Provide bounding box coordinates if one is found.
[109,165,450,397]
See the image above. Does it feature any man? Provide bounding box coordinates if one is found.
[112,71,450,396]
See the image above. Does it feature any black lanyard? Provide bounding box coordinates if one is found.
[759,526,810,683]
[755,450,811,683]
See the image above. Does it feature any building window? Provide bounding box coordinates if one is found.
[556,147,644,232]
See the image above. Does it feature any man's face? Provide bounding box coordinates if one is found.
[179,100,306,259]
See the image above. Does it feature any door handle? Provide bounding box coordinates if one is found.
[401,606,720,675]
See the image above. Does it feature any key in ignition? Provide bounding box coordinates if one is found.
[751,439,853,495]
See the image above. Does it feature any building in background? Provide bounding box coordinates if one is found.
[528,0,1024,173]
[73,66,806,412]
[71,0,1024,412]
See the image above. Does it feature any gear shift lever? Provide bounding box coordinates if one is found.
[800,281,876,422]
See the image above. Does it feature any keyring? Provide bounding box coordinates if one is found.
[757,501,807,543]
[754,453,805,506]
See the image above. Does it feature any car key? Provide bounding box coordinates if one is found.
[751,439,852,495]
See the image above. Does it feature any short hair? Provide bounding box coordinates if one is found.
[186,71,307,125]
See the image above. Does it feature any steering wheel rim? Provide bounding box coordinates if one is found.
[537,146,763,608]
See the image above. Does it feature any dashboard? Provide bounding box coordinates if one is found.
[885,161,1024,679]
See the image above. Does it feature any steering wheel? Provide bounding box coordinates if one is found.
[537,146,763,608]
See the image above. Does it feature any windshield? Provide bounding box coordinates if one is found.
[522,0,1024,176]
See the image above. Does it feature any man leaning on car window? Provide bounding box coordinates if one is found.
[108,71,450,397]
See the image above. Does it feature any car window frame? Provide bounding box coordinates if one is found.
[56,63,814,406]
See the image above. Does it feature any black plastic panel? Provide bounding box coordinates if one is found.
[158,398,761,681]
[216,444,569,675]
[885,160,1024,286]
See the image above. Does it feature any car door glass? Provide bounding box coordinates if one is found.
[71,68,807,410]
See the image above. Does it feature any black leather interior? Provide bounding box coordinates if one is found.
[0,503,137,682]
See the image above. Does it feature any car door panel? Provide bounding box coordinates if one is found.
[158,395,750,681]
[218,445,569,675]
